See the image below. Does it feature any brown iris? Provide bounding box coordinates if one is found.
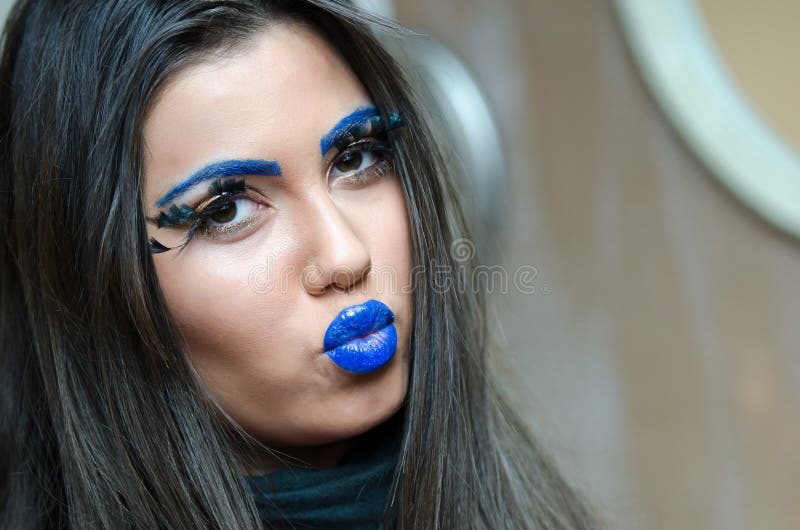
[210,198,236,223]
[335,151,362,172]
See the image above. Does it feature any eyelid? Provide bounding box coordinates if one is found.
[198,187,270,219]
[326,138,391,177]
[196,182,268,210]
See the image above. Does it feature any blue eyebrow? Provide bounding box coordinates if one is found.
[155,159,281,207]
[320,106,380,155]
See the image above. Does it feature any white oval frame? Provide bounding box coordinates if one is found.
[614,0,800,238]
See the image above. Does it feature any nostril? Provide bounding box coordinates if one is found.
[301,263,327,294]
[331,261,371,292]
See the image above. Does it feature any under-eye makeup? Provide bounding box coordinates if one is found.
[319,106,404,156]
[327,140,394,188]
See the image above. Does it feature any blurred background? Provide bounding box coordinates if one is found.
[2,1,798,528]
[381,1,800,529]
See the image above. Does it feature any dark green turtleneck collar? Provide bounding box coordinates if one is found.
[246,418,401,530]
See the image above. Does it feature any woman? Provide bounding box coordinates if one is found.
[0,0,597,528]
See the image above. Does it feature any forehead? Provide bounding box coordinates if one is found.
[142,23,370,203]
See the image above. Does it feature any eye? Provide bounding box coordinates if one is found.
[333,149,370,174]
[206,196,247,226]
[173,187,271,246]
[329,140,392,187]
[149,178,272,253]
[209,198,236,223]
[196,191,268,236]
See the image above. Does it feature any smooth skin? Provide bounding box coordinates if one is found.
[142,23,413,473]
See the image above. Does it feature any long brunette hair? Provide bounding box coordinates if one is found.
[0,1,596,527]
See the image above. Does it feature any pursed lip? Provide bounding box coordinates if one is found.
[323,299,395,351]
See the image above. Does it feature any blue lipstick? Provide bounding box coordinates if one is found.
[323,299,397,374]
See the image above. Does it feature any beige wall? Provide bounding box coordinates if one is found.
[396,1,800,529]
[698,0,800,152]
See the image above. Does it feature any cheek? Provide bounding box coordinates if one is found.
[153,239,328,444]
[346,177,413,288]
[351,177,415,357]
[152,235,311,387]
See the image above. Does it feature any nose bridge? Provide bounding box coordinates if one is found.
[301,188,371,293]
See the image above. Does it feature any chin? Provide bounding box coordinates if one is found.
[267,363,408,448]
[326,394,406,448]
[323,394,405,444]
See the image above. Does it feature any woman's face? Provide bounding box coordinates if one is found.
[142,24,412,456]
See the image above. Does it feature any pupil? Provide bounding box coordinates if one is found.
[211,200,236,223]
[336,151,362,172]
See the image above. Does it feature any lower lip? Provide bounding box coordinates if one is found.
[325,324,398,374]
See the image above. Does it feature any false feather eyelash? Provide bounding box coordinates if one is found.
[156,204,196,228]
[208,177,246,199]
[149,237,171,254]
[179,192,242,247]
[148,177,249,254]
[154,178,246,229]
[387,112,403,130]
[330,112,404,154]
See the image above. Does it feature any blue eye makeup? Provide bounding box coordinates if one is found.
[321,106,404,190]
[319,106,403,156]
[155,159,281,208]
[148,109,405,254]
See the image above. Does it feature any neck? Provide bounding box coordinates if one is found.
[243,438,355,476]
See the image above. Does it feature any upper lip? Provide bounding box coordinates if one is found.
[323,299,395,351]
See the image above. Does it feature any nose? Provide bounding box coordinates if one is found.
[301,192,372,295]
